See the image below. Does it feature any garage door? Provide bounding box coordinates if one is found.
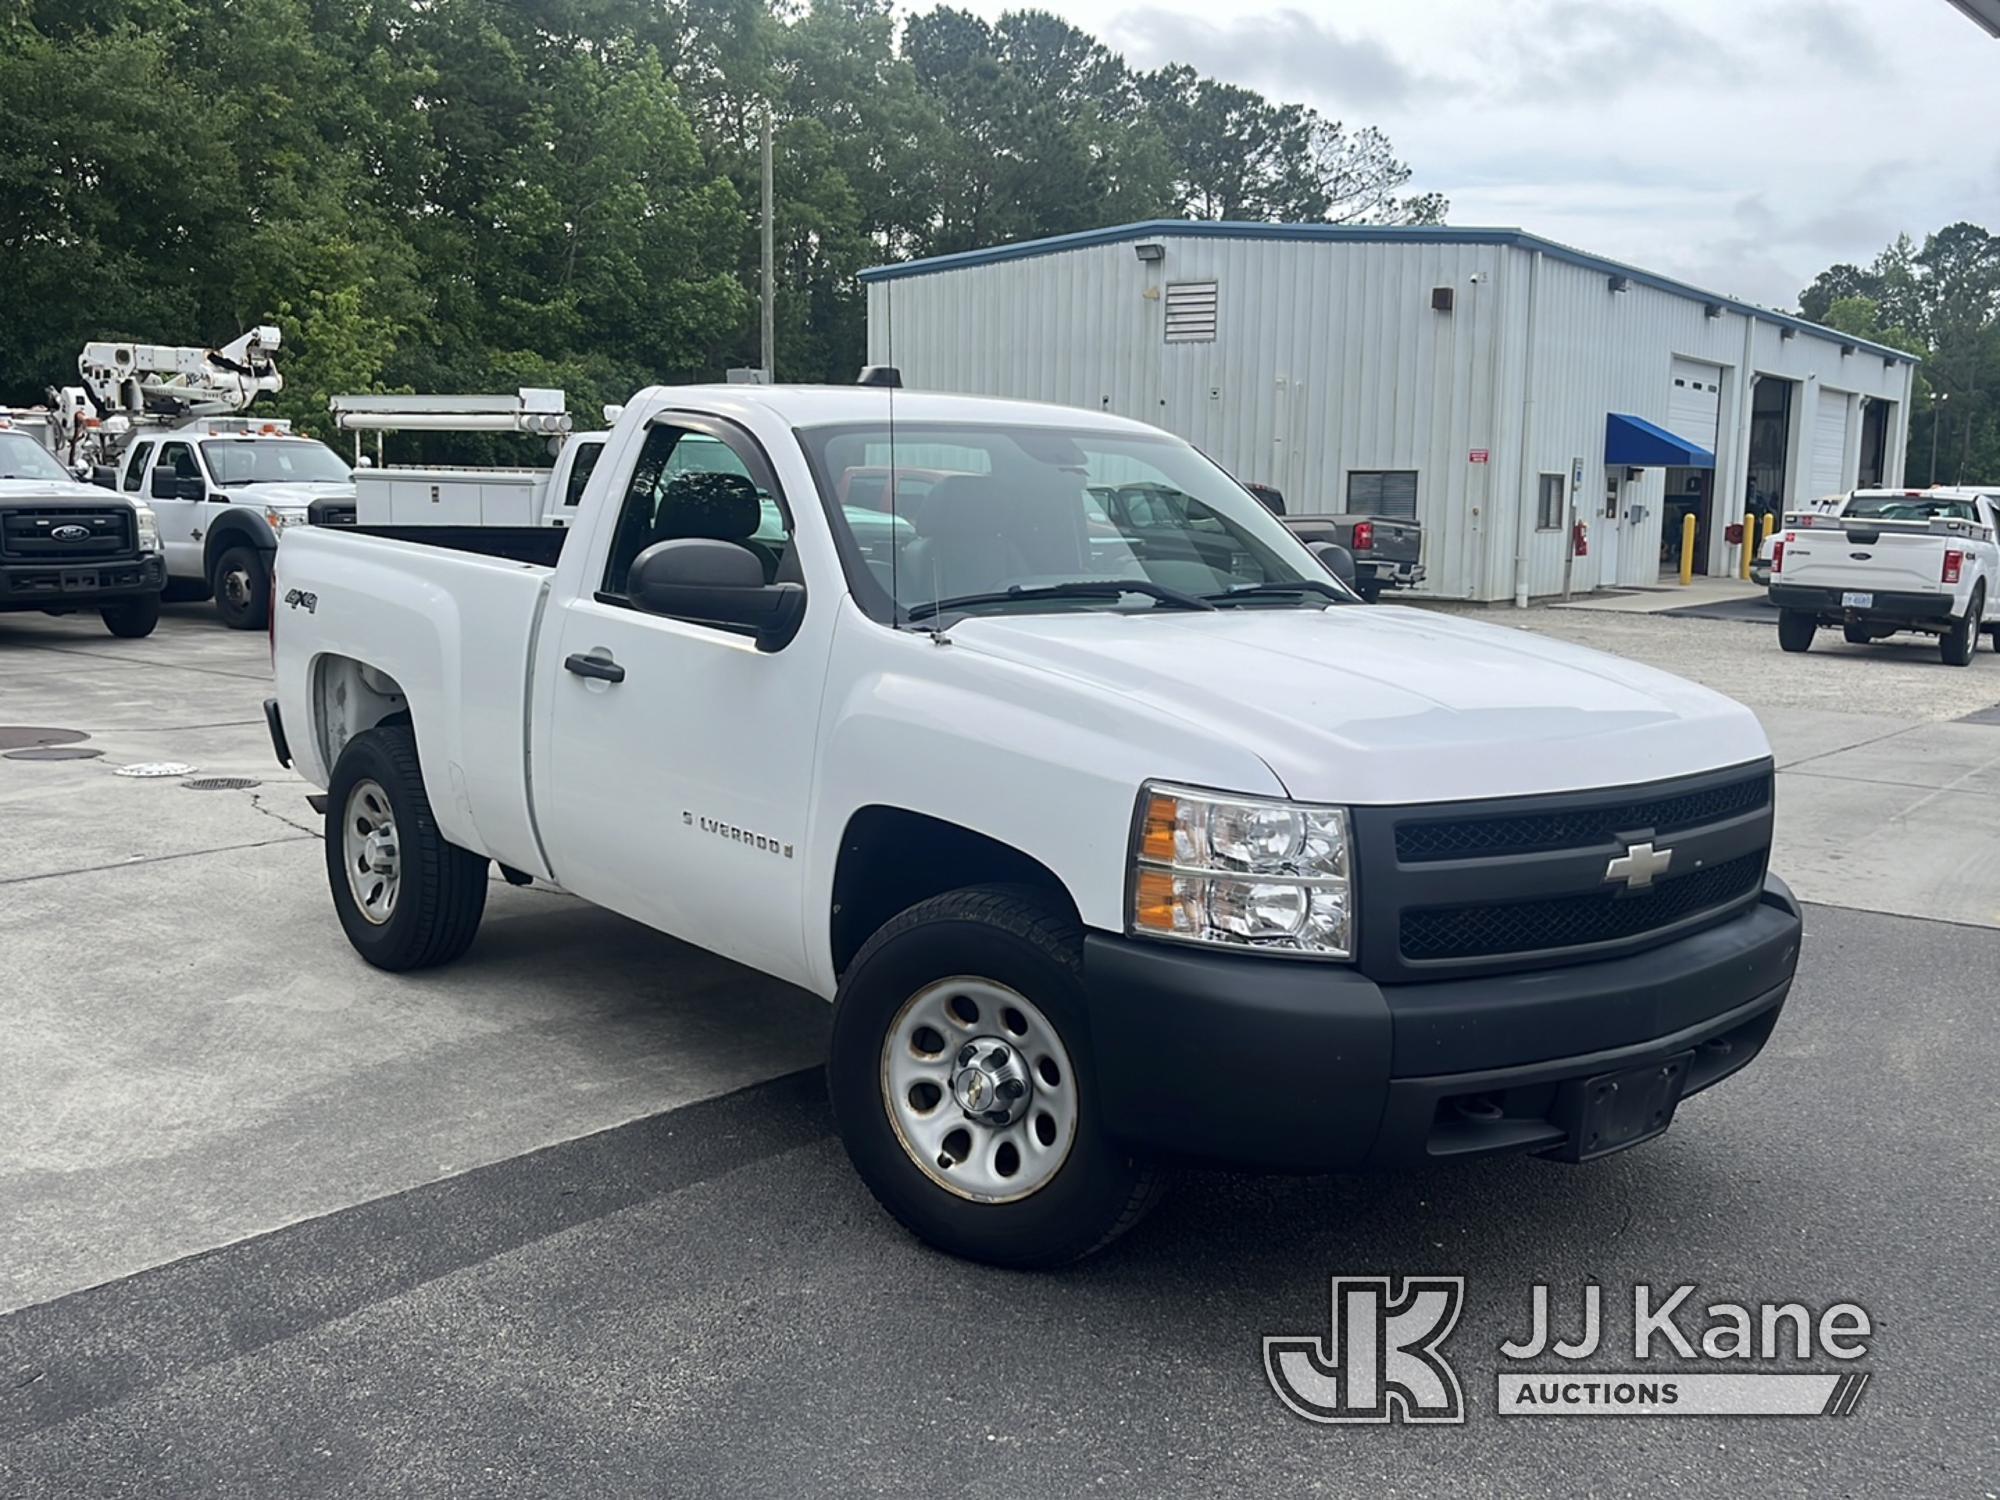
[1666,358,1722,455]
[1810,390,1850,496]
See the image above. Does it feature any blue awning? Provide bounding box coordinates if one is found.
[1605,413,1715,468]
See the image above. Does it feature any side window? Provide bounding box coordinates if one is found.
[157,443,199,489]
[122,441,154,492]
[600,424,791,600]
[563,440,603,507]
[1536,473,1565,530]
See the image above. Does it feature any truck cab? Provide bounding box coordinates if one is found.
[110,418,355,628]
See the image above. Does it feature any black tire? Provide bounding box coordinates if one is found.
[1942,586,1982,667]
[100,594,161,638]
[210,544,270,630]
[1842,623,1871,646]
[828,885,1166,1268]
[1777,610,1816,653]
[1354,578,1383,604]
[324,724,488,971]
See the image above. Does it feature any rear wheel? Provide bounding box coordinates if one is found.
[1778,610,1816,653]
[828,885,1165,1267]
[1942,585,1983,667]
[100,594,160,638]
[211,544,270,630]
[325,724,489,970]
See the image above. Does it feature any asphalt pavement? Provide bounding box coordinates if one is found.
[3,599,1997,1497]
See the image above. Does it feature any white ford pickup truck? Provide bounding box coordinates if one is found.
[1770,487,2000,663]
[266,383,1802,1266]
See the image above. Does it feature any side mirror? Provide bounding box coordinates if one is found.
[91,465,118,490]
[151,467,202,502]
[628,538,805,652]
[1309,541,1358,588]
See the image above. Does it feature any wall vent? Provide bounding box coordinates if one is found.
[1164,281,1219,343]
[1431,286,1455,313]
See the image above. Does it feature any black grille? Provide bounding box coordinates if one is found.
[1394,772,1771,862]
[0,508,134,560]
[1399,852,1765,962]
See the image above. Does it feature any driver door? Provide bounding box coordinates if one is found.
[539,417,828,989]
[148,441,208,577]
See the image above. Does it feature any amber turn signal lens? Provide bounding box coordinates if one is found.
[1140,793,1179,864]
[1133,867,1178,931]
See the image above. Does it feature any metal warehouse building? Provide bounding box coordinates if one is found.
[862,221,1920,602]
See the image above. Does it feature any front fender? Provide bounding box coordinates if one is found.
[202,506,279,575]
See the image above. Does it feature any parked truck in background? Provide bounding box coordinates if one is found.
[268,379,1801,1268]
[1769,487,2000,664]
[0,427,165,638]
[1241,480,1424,601]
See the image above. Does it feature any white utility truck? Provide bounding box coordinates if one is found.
[266,380,1802,1266]
[1768,487,2000,663]
[66,327,356,628]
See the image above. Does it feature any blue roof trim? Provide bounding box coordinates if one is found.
[860,219,1917,364]
[1606,412,1715,469]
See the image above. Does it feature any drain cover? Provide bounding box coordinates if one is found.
[0,726,88,750]
[116,762,199,778]
[4,746,104,762]
[182,776,262,791]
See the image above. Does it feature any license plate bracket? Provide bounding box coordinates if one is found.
[1841,591,1873,609]
[1547,1051,1693,1162]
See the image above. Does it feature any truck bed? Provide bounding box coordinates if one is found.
[306,497,569,569]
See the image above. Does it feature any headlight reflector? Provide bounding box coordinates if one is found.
[1130,784,1352,958]
[133,504,161,552]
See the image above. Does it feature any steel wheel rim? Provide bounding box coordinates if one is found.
[220,566,252,609]
[881,976,1079,1204]
[342,778,401,925]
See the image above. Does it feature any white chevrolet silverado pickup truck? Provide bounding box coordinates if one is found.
[266,382,1802,1266]
[1770,487,2000,663]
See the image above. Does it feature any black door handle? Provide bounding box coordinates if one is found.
[564,652,625,683]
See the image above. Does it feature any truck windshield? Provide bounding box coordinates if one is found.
[0,431,69,482]
[201,439,352,487]
[797,421,1345,620]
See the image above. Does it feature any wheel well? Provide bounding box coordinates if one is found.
[202,521,272,577]
[313,655,411,771]
[830,807,1080,975]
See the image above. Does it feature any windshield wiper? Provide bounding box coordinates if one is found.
[906,579,1217,621]
[1203,579,1353,606]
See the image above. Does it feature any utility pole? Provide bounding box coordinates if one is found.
[1929,391,1948,486]
[760,103,776,383]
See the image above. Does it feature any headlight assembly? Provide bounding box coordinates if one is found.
[133,504,161,552]
[1129,782,1353,959]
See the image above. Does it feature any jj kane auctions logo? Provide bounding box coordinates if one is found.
[1266,1279,1873,1422]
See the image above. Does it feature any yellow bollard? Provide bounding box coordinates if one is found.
[1760,511,1776,548]
[1680,513,1696,586]
[1740,511,1755,580]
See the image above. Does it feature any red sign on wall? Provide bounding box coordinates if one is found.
[1468,448,1490,464]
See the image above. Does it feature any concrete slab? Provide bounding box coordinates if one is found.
[1551,576,1766,614]
[1772,768,2000,925]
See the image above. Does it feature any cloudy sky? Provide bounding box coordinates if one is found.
[941,0,2000,311]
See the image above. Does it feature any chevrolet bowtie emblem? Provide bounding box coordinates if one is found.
[1605,840,1673,890]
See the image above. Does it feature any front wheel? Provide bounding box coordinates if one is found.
[828,886,1165,1267]
[325,724,489,970]
[100,594,161,638]
[211,544,270,630]
[1942,587,1984,667]
[1778,610,1816,653]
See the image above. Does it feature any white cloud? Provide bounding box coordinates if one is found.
[923,0,2000,309]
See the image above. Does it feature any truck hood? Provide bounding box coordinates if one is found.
[947,604,1768,804]
[220,481,355,509]
[0,477,134,505]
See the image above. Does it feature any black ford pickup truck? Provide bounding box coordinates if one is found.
[0,430,166,637]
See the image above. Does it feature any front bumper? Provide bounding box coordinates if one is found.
[1082,874,1801,1172]
[1769,583,1956,621]
[0,554,165,607]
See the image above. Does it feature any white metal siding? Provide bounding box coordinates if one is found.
[1667,358,1722,452]
[866,232,1915,599]
[1810,390,1851,496]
